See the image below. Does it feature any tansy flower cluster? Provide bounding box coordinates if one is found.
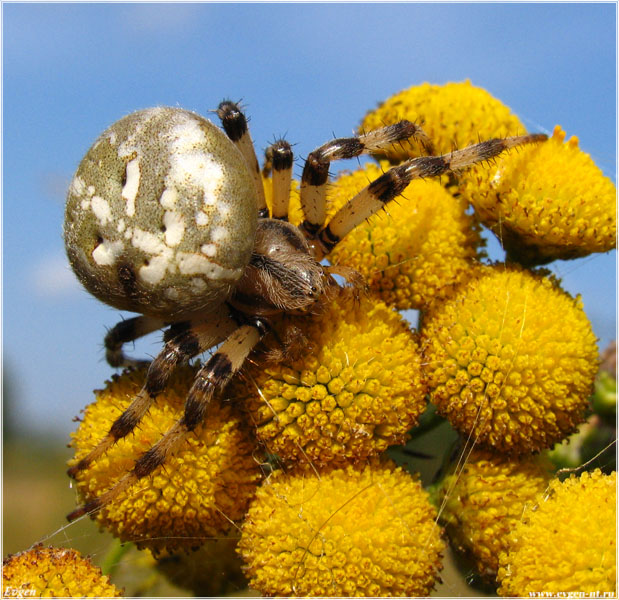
[51,81,615,596]
[2,545,121,598]
[229,291,428,466]
[68,365,263,554]
[435,449,553,578]
[460,125,617,265]
[360,80,525,161]
[239,460,444,597]
[421,265,599,454]
[497,469,616,595]
[326,163,484,310]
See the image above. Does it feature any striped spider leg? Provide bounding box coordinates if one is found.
[217,100,296,221]
[306,133,548,259]
[104,315,166,368]
[67,312,238,481]
[217,100,269,218]
[298,120,433,239]
[262,139,294,220]
[67,311,266,521]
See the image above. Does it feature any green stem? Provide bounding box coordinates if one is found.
[100,539,133,577]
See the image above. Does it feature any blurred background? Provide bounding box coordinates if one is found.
[3,2,616,593]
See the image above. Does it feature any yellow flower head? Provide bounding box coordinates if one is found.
[437,449,553,579]
[68,366,263,554]
[325,162,485,310]
[238,459,444,597]
[497,469,617,595]
[421,266,598,453]
[229,291,427,467]
[155,534,246,596]
[2,545,121,598]
[461,126,617,265]
[360,81,525,162]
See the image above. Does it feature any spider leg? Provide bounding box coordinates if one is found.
[299,121,427,239]
[262,140,293,220]
[67,313,237,479]
[217,100,268,217]
[67,320,266,522]
[313,133,548,258]
[104,315,165,368]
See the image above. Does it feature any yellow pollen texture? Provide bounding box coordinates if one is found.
[497,469,617,595]
[360,80,525,162]
[2,545,121,598]
[421,266,598,454]
[238,459,445,597]
[325,162,485,310]
[229,292,427,466]
[460,125,617,265]
[437,449,553,579]
[68,366,263,553]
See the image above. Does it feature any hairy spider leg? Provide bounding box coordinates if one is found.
[67,314,238,479]
[67,320,266,522]
[104,315,166,368]
[217,100,268,217]
[298,121,430,239]
[313,133,548,259]
[262,140,294,220]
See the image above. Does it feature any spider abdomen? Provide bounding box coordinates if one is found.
[64,107,258,320]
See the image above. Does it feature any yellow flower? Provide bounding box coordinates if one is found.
[229,291,427,466]
[238,459,444,597]
[68,366,263,554]
[497,469,616,595]
[360,81,525,162]
[155,533,246,596]
[2,545,121,598]
[461,125,617,265]
[437,449,553,579]
[421,266,598,454]
[325,162,485,310]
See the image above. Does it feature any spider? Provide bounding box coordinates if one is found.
[64,100,546,521]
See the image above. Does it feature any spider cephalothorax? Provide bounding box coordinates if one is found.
[64,100,546,521]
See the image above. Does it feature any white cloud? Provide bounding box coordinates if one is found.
[31,254,82,298]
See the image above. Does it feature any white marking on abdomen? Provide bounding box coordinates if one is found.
[70,176,86,197]
[201,243,217,257]
[176,252,241,280]
[196,211,209,226]
[91,196,112,225]
[210,226,228,242]
[131,227,167,255]
[139,255,171,285]
[160,188,177,209]
[122,158,140,217]
[167,151,224,207]
[163,211,185,247]
[92,240,124,265]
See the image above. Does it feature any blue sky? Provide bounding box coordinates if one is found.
[3,2,616,437]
